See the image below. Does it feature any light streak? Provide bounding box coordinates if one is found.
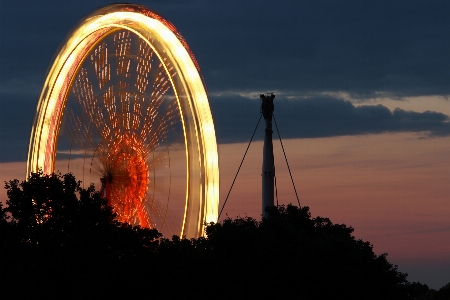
[27,4,219,238]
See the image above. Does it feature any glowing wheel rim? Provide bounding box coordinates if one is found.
[27,4,219,238]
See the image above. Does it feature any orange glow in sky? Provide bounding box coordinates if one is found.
[1,132,449,286]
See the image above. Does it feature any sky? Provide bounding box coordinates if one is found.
[1,0,449,289]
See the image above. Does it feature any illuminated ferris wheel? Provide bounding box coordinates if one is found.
[27,4,219,238]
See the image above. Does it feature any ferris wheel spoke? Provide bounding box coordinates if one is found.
[90,41,110,90]
[145,195,178,236]
[135,40,153,94]
[114,31,132,78]
[103,86,120,136]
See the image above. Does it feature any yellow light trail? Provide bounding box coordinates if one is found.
[27,4,219,238]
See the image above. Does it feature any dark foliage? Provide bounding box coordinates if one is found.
[197,205,409,299]
[413,282,450,300]
[1,172,447,299]
[0,171,161,299]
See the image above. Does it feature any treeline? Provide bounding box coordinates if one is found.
[0,172,448,299]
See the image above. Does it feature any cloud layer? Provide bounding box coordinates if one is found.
[1,1,450,98]
[1,0,449,161]
[211,94,450,143]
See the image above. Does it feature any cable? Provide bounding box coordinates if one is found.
[218,114,263,219]
[274,165,279,206]
[273,113,301,207]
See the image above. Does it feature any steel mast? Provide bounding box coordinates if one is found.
[261,93,275,218]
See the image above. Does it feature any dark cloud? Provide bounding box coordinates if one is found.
[210,94,450,143]
[1,1,450,98]
[1,0,450,162]
[3,93,447,162]
[173,1,450,98]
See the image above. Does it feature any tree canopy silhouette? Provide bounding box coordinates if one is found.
[1,171,447,299]
[3,171,160,248]
[177,205,410,299]
[1,171,161,298]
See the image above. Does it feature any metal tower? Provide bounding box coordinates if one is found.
[261,93,275,217]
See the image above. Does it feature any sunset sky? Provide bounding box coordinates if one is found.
[1,0,449,289]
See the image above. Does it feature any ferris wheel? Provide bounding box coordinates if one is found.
[27,4,219,238]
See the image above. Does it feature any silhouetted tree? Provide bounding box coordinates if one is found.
[415,282,450,300]
[436,282,450,299]
[1,171,161,299]
[2,172,444,299]
[3,171,160,246]
[201,205,410,299]
[403,282,432,299]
